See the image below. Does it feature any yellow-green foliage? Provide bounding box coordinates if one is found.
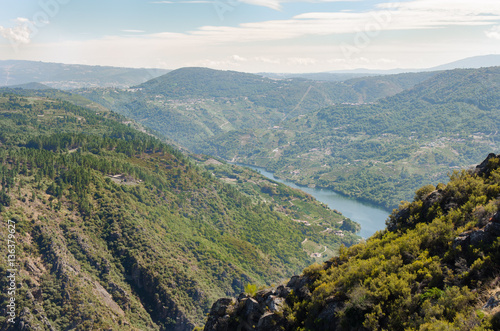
[244,283,258,297]
[284,156,500,330]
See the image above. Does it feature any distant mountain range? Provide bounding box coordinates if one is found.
[1,55,499,88]
[76,67,437,156]
[261,54,500,81]
[4,60,497,209]
[0,60,170,89]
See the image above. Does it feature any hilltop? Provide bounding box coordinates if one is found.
[77,67,439,157]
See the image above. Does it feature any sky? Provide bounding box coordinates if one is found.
[0,0,500,73]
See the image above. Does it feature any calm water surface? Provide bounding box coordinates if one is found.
[240,164,391,238]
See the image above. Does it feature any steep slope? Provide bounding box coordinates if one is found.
[205,153,500,331]
[343,71,439,102]
[204,66,500,209]
[0,93,360,330]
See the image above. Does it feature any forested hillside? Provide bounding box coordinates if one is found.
[0,94,359,330]
[202,67,500,209]
[204,153,500,331]
[76,67,434,152]
[73,67,500,209]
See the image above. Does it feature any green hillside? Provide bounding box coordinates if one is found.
[0,93,359,330]
[73,67,497,210]
[76,67,434,153]
[204,153,500,330]
[77,68,359,150]
[201,67,500,209]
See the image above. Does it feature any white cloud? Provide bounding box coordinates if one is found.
[255,56,281,64]
[287,57,317,65]
[3,0,499,72]
[176,0,500,46]
[239,0,283,10]
[0,18,34,44]
[231,54,248,61]
[151,0,357,10]
[238,0,359,11]
[485,25,500,40]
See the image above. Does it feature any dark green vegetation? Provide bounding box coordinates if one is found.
[74,66,500,209]
[0,93,359,330]
[192,154,360,260]
[74,67,457,209]
[0,60,169,89]
[77,67,435,153]
[205,153,500,331]
[199,67,500,209]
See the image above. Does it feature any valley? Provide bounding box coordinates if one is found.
[0,59,499,330]
[74,66,500,210]
[236,164,390,238]
[1,0,500,326]
[0,92,360,330]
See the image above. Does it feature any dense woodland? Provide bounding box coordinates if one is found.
[0,93,359,330]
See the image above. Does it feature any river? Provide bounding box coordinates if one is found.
[240,164,392,239]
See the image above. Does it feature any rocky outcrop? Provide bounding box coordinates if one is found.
[125,256,194,331]
[474,153,500,176]
[454,212,500,248]
[483,291,500,310]
[204,275,314,331]
[388,153,500,234]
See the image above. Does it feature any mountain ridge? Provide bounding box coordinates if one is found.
[198,66,500,209]
[0,60,170,89]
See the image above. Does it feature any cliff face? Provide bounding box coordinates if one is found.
[205,154,500,330]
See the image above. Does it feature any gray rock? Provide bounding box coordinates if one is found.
[210,298,236,317]
[474,153,499,176]
[483,291,500,309]
[257,312,283,330]
[266,295,285,312]
[454,214,500,248]
[242,297,262,322]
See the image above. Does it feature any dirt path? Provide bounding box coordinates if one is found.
[281,85,312,122]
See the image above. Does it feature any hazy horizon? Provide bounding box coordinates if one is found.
[1,0,500,73]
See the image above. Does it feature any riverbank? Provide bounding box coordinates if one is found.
[236,163,391,238]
